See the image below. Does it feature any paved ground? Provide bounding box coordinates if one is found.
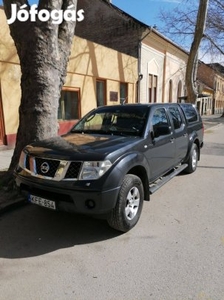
[0,113,223,213]
[202,113,224,130]
[0,148,14,170]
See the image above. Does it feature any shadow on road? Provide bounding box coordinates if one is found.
[0,204,122,259]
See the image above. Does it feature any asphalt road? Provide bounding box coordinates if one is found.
[0,124,224,300]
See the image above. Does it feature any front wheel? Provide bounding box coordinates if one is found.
[185,143,198,174]
[107,174,144,232]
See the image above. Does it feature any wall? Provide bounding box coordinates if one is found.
[67,36,137,115]
[0,8,21,145]
[197,61,224,114]
[0,8,138,146]
[197,62,215,89]
[214,73,224,113]
[140,31,188,104]
[140,43,164,103]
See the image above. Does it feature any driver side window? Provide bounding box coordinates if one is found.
[152,108,170,137]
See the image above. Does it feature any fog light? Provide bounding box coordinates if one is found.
[85,199,96,209]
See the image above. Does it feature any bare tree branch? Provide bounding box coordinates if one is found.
[159,0,224,60]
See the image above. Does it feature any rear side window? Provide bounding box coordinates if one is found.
[168,107,183,130]
[181,104,198,123]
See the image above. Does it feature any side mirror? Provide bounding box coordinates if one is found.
[153,124,171,138]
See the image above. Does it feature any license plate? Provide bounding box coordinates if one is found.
[29,195,56,210]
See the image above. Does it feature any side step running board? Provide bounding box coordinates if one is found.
[149,164,188,194]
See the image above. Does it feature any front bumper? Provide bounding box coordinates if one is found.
[15,173,120,215]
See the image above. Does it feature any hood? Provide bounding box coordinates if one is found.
[25,133,141,162]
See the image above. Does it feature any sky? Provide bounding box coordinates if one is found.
[112,0,182,30]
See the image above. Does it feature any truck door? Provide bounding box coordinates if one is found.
[146,107,175,181]
[168,106,188,165]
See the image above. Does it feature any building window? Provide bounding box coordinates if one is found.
[177,80,182,101]
[58,89,80,120]
[120,82,128,104]
[96,79,106,107]
[149,74,157,103]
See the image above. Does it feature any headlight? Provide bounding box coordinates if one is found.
[79,160,112,180]
[18,151,26,169]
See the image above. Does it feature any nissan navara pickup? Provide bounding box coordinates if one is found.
[15,103,204,232]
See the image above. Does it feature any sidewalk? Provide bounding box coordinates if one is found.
[0,147,27,214]
[0,147,14,170]
[202,113,224,130]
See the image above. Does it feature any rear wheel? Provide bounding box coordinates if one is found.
[185,143,198,174]
[107,174,144,232]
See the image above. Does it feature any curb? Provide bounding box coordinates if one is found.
[204,122,223,132]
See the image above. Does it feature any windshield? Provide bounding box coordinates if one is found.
[71,106,149,137]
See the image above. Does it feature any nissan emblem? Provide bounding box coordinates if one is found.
[40,162,50,174]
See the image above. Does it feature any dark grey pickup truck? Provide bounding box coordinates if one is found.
[15,103,204,232]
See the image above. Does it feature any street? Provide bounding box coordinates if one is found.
[0,124,224,300]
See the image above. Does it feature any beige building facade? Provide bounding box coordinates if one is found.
[197,61,224,115]
[0,8,138,146]
[213,73,224,114]
[139,29,188,104]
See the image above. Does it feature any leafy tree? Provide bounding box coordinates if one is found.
[2,0,77,184]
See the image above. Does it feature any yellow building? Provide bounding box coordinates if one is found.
[197,61,224,114]
[0,8,138,146]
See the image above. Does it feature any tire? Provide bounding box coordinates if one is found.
[107,174,144,232]
[185,143,198,174]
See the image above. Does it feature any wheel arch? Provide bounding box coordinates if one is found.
[184,133,201,163]
[193,138,201,160]
[127,165,150,201]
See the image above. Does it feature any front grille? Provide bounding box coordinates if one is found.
[24,154,82,181]
[65,162,82,179]
[25,154,30,170]
[35,158,60,178]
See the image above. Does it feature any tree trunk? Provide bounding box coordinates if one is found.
[3,0,77,182]
[221,107,224,118]
[185,0,209,103]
